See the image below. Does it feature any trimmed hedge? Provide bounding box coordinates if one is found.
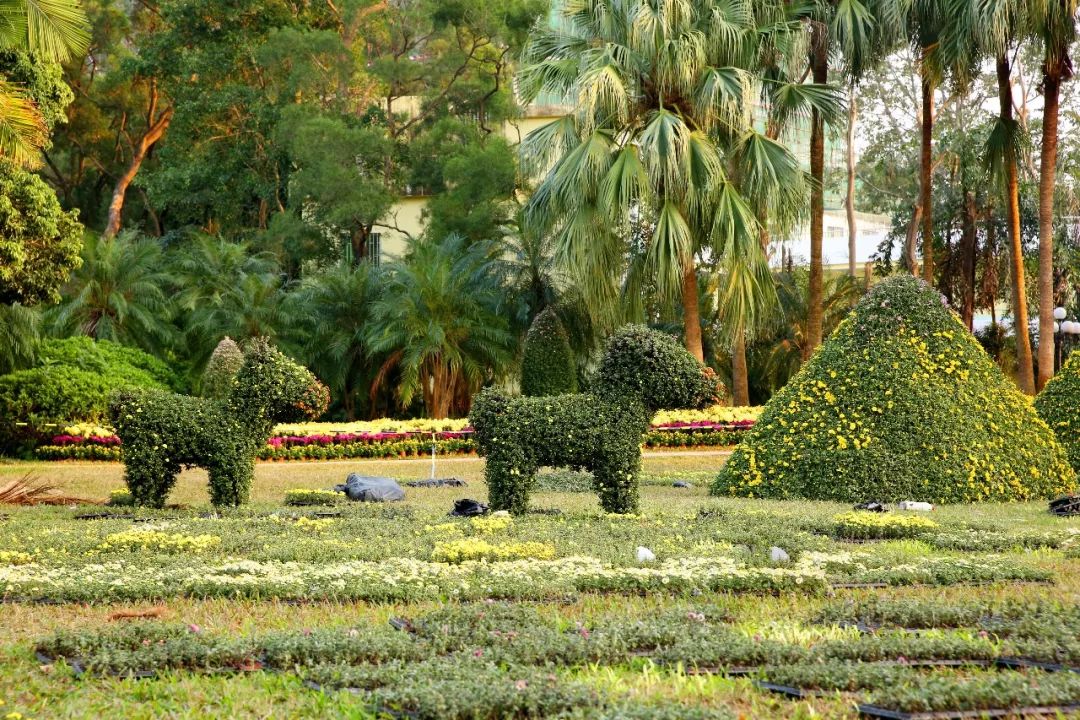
[520,307,577,396]
[714,275,1075,503]
[473,325,718,514]
[1035,349,1080,473]
[0,337,179,454]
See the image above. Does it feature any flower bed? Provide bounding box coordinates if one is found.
[33,406,761,461]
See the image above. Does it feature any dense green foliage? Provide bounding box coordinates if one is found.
[473,326,716,514]
[110,339,328,507]
[520,307,577,396]
[1035,350,1080,474]
[714,275,1075,502]
[0,337,176,450]
[0,162,82,305]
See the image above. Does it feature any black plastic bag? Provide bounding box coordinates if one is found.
[449,498,489,516]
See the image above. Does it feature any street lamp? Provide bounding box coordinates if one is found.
[1055,309,1080,372]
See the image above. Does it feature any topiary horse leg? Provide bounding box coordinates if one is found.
[123,450,177,509]
[593,449,642,514]
[485,446,536,515]
[207,455,255,508]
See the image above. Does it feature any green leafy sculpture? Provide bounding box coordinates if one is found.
[714,275,1075,503]
[1035,349,1080,474]
[472,325,718,514]
[110,339,329,507]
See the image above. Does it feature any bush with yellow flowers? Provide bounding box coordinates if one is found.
[1035,349,1080,474]
[714,275,1075,503]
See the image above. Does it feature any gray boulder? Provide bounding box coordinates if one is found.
[335,475,405,502]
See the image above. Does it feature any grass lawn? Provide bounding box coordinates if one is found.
[1,455,1079,719]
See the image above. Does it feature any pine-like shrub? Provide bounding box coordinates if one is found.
[201,337,243,399]
[1035,349,1080,474]
[713,275,1074,503]
[520,308,577,396]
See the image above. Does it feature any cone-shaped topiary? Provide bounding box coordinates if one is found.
[713,275,1075,503]
[1035,349,1080,474]
[201,336,244,399]
[520,307,578,396]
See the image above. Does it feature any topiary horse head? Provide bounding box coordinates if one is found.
[110,338,329,507]
[471,325,719,514]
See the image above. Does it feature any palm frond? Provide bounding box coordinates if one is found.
[0,78,46,167]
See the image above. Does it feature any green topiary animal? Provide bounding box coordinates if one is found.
[714,275,1075,503]
[110,339,329,507]
[521,307,577,396]
[1035,349,1080,474]
[472,325,719,514]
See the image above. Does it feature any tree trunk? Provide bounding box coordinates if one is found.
[1037,58,1064,390]
[846,86,858,277]
[919,73,934,284]
[731,331,749,406]
[681,262,704,363]
[905,203,922,272]
[997,53,1035,394]
[960,190,978,331]
[103,101,173,240]
[807,26,828,354]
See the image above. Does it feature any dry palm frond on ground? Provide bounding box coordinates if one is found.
[0,474,97,506]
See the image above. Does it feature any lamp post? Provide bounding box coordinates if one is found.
[1054,307,1067,373]
[1054,307,1080,373]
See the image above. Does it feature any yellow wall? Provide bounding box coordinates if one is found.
[373,104,566,260]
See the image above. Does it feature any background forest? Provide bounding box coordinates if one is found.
[4,0,1080,435]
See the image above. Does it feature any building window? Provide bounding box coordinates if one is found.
[366,233,381,267]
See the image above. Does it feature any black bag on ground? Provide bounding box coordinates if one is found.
[449,498,489,516]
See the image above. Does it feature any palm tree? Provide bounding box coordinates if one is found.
[517,0,826,366]
[48,231,174,353]
[762,269,865,391]
[0,301,39,373]
[798,0,902,354]
[951,0,1035,393]
[1034,0,1076,390]
[908,0,945,284]
[0,0,89,166]
[284,262,377,420]
[367,234,516,418]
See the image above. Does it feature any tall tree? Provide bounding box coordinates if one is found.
[799,0,898,354]
[519,0,825,369]
[1035,0,1076,390]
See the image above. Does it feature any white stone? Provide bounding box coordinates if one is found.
[636,546,656,563]
[770,546,790,563]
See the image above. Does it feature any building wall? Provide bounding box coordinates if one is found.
[374,105,566,260]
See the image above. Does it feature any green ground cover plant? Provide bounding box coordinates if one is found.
[0,474,1078,719]
[715,276,1076,503]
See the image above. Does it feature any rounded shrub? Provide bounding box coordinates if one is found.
[1035,349,1080,474]
[520,307,577,396]
[0,337,179,453]
[713,275,1075,503]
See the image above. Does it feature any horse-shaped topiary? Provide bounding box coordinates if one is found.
[471,325,719,514]
[110,339,329,507]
